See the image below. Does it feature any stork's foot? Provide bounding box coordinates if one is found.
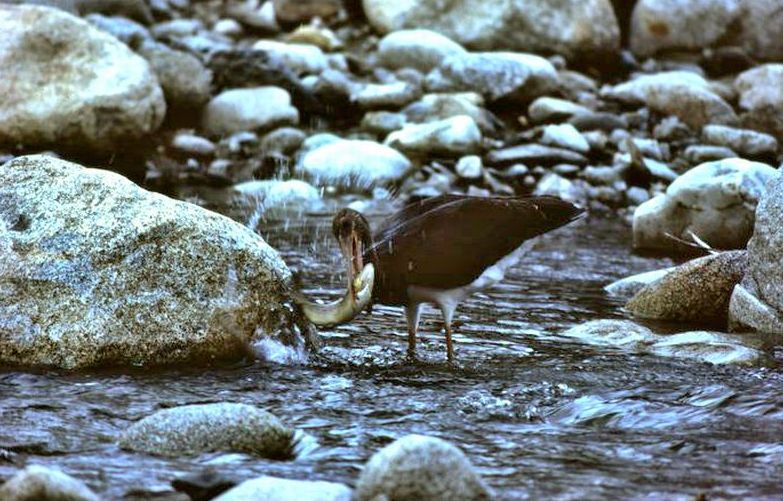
[445,325,454,363]
[405,348,418,363]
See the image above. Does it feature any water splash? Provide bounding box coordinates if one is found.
[251,337,308,365]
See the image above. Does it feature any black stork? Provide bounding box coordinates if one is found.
[296,194,584,362]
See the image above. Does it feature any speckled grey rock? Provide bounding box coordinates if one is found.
[137,41,212,111]
[626,251,747,327]
[602,71,737,130]
[702,125,778,157]
[0,4,165,152]
[354,435,492,501]
[426,52,557,103]
[729,175,783,334]
[402,93,498,134]
[214,476,351,501]
[202,87,299,137]
[118,403,294,458]
[0,155,309,369]
[0,465,98,501]
[385,115,482,155]
[604,267,675,298]
[363,0,619,58]
[632,158,779,253]
[734,64,783,141]
[296,139,411,190]
[377,29,467,72]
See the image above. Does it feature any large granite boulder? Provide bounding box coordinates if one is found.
[0,5,165,152]
[630,0,783,61]
[735,64,783,142]
[362,0,620,58]
[632,158,779,254]
[118,403,294,458]
[602,71,737,130]
[0,155,311,369]
[729,176,783,334]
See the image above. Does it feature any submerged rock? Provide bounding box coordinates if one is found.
[0,155,310,369]
[0,4,165,152]
[118,403,294,458]
[632,158,779,254]
[363,0,619,58]
[214,476,351,501]
[561,319,659,348]
[354,435,492,501]
[626,251,747,328]
[0,465,98,501]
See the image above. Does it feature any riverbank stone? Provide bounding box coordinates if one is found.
[354,435,492,501]
[214,476,351,501]
[384,115,482,155]
[0,4,165,152]
[0,465,98,501]
[377,29,467,72]
[118,403,294,458]
[202,86,299,137]
[632,158,779,253]
[0,155,310,369]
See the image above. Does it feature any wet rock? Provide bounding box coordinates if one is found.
[202,87,299,137]
[0,155,309,369]
[602,71,737,130]
[0,465,98,501]
[232,179,322,213]
[734,64,783,141]
[533,173,589,204]
[378,29,467,72]
[138,41,213,111]
[561,319,659,348]
[648,331,764,366]
[626,251,747,327]
[354,435,492,501]
[729,175,783,334]
[633,158,779,254]
[0,5,165,152]
[171,132,216,156]
[684,145,737,164]
[385,115,482,155]
[251,40,327,76]
[425,52,557,103]
[296,138,411,190]
[402,93,499,134]
[487,143,588,167]
[455,155,483,179]
[85,13,151,46]
[528,97,591,124]
[118,403,294,458]
[702,125,778,158]
[273,0,341,24]
[225,0,279,32]
[630,0,783,61]
[605,267,674,298]
[363,0,619,58]
[352,81,422,110]
[214,476,351,501]
[541,124,590,154]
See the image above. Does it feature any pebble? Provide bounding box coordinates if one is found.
[455,155,483,179]
[528,97,592,124]
[385,115,482,155]
[202,87,299,137]
[684,145,738,164]
[701,124,778,158]
[251,40,328,75]
[171,132,216,156]
[487,143,588,166]
[541,123,590,153]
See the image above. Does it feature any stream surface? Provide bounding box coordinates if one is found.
[1,214,782,499]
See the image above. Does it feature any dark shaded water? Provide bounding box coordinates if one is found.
[2,214,782,499]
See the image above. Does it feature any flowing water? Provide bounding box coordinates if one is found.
[1,212,782,500]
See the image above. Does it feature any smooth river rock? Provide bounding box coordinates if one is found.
[354,435,493,501]
[363,0,620,58]
[214,476,351,501]
[626,251,747,328]
[137,40,213,111]
[734,64,783,141]
[377,29,467,72]
[632,158,779,254]
[0,465,98,501]
[729,175,783,334]
[118,403,294,458]
[604,267,675,299]
[0,4,165,152]
[202,86,299,137]
[701,125,778,158]
[384,115,482,155]
[0,155,310,369]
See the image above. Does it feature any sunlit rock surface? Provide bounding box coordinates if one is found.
[604,267,674,299]
[0,465,98,501]
[730,175,783,334]
[632,158,779,254]
[118,403,294,458]
[626,251,747,327]
[363,0,620,58]
[384,115,482,155]
[214,476,352,501]
[354,434,493,501]
[377,29,467,72]
[602,71,737,130]
[0,4,165,152]
[0,155,311,369]
[202,86,299,137]
[734,64,783,141]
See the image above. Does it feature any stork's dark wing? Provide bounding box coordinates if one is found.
[368,196,582,303]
